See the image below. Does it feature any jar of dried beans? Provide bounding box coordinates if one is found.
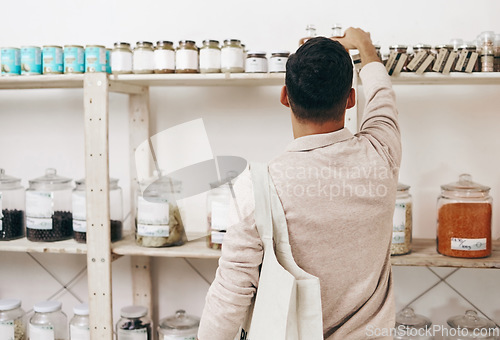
[437,174,492,258]
[0,169,25,241]
[391,183,412,255]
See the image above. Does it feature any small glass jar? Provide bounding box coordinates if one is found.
[395,307,433,340]
[299,24,316,46]
[437,174,492,258]
[116,306,152,340]
[407,44,434,73]
[154,41,175,74]
[199,40,221,73]
[158,310,199,340]
[221,39,244,73]
[450,38,464,52]
[330,23,342,38]
[268,51,289,73]
[111,42,133,74]
[478,31,495,72]
[245,51,267,73]
[386,45,408,75]
[0,299,26,340]
[0,169,25,241]
[206,180,234,250]
[495,34,500,72]
[446,310,498,339]
[432,44,454,73]
[133,41,154,74]
[69,303,89,340]
[72,178,123,243]
[175,40,198,74]
[455,44,480,73]
[30,301,68,340]
[391,183,412,256]
[26,169,73,242]
[374,44,382,61]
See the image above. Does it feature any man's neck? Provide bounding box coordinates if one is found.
[291,114,345,139]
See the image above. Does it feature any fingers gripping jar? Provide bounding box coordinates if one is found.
[391,183,412,255]
[29,301,68,340]
[0,169,25,241]
[0,299,26,340]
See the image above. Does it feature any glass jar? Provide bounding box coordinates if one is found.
[391,183,412,256]
[330,23,342,38]
[30,301,68,340]
[395,307,433,340]
[0,169,25,241]
[245,51,267,73]
[455,44,480,73]
[136,176,186,247]
[221,39,244,73]
[437,174,492,258]
[0,299,26,340]
[133,41,154,74]
[386,45,408,76]
[111,42,133,74]
[116,306,152,340]
[158,310,199,340]
[69,303,89,340]
[432,44,454,73]
[26,169,73,242]
[72,178,123,243]
[269,51,289,73]
[299,24,317,46]
[199,40,221,73]
[495,34,500,72]
[175,40,198,74]
[450,38,464,52]
[407,44,434,74]
[154,41,175,74]
[445,310,498,339]
[206,180,234,250]
[374,44,382,61]
[478,31,495,72]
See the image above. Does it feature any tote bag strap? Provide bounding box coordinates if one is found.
[250,163,273,245]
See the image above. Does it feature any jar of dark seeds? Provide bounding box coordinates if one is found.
[0,298,26,340]
[391,183,412,255]
[116,306,152,340]
[72,178,123,243]
[26,168,73,242]
[0,169,25,241]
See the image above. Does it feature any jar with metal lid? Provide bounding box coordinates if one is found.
[221,39,244,73]
[133,41,154,74]
[245,51,267,73]
[26,169,73,242]
[386,45,408,76]
[432,44,454,73]
[199,40,221,73]
[30,300,68,340]
[391,183,412,256]
[374,45,382,61]
[269,51,289,73]
[69,303,89,340]
[117,306,152,340]
[407,44,434,74]
[72,178,123,243]
[455,44,480,73]
[330,23,342,38]
[299,24,317,46]
[495,34,500,72]
[154,41,175,74]
[445,310,498,339]
[478,31,495,72]
[175,40,198,73]
[241,44,247,68]
[0,299,26,340]
[111,42,133,74]
[206,179,235,250]
[437,174,492,258]
[0,169,25,241]
[158,310,199,340]
[395,307,433,340]
[85,45,106,73]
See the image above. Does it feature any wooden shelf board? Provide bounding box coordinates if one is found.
[0,237,86,254]
[0,74,85,89]
[389,72,500,85]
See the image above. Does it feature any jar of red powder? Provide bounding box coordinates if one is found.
[437,174,492,258]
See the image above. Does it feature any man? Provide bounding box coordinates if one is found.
[198,27,401,339]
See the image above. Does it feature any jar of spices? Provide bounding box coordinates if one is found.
[391,183,412,256]
[221,39,244,73]
[154,41,175,74]
[30,301,68,340]
[0,169,25,241]
[269,51,289,73]
[69,303,89,340]
[432,44,454,73]
[299,24,317,46]
[206,179,235,250]
[495,34,500,72]
[199,40,221,73]
[175,40,198,73]
[455,43,480,73]
[394,307,433,340]
[136,176,186,247]
[445,310,498,339]
[245,51,267,73]
[158,310,199,340]
[133,41,155,74]
[437,174,492,258]
[26,169,73,242]
[386,45,408,76]
[117,306,152,340]
[0,299,26,340]
[72,178,123,243]
[478,31,495,72]
[407,44,434,74]
[374,44,382,61]
[111,42,133,74]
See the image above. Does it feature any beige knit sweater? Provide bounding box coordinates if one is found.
[198,61,401,340]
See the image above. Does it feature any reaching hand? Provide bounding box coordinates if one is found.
[332,27,380,67]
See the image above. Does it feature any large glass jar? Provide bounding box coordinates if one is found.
[445,310,498,339]
[221,39,244,73]
[199,40,221,73]
[206,181,233,250]
[437,174,492,258]
[136,177,186,247]
[299,24,316,46]
[455,44,480,73]
[26,169,73,242]
[0,299,26,340]
[391,183,412,255]
[116,306,152,340]
[0,169,25,241]
[133,41,154,74]
[158,310,199,340]
[175,40,198,73]
[154,41,175,74]
[407,44,434,74]
[69,303,89,340]
[395,307,433,340]
[478,31,495,72]
[111,42,133,74]
[72,178,123,243]
[386,45,408,76]
[29,301,68,340]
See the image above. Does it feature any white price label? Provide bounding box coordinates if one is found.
[137,223,169,237]
[70,325,90,340]
[73,219,87,232]
[392,232,406,244]
[175,49,198,71]
[0,320,15,340]
[221,47,244,69]
[199,49,221,70]
[72,193,86,221]
[211,201,230,231]
[117,328,148,340]
[29,324,55,340]
[137,197,169,225]
[154,49,176,70]
[27,217,52,230]
[451,238,487,251]
[26,191,53,218]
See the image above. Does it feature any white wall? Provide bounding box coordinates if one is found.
[1,0,500,338]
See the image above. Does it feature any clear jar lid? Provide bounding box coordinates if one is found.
[247,51,266,58]
[29,168,72,191]
[441,174,490,199]
[178,40,197,48]
[34,300,62,313]
[158,310,199,332]
[135,41,153,49]
[0,299,22,311]
[271,50,290,57]
[395,307,432,329]
[478,31,495,44]
[450,38,464,50]
[447,310,497,332]
[86,45,105,49]
[413,44,432,50]
[75,178,119,190]
[73,303,89,316]
[120,305,147,319]
[142,175,182,201]
[0,169,22,190]
[397,183,410,192]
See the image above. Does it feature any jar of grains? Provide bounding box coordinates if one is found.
[116,306,152,340]
[391,183,412,255]
[221,39,244,73]
[437,174,492,258]
[478,31,495,72]
[30,301,68,340]
[154,41,175,74]
[199,40,221,73]
[111,42,133,74]
[394,307,433,340]
[133,41,154,74]
[0,169,25,241]
[69,303,89,340]
[175,40,198,73]
[0,299,26,340]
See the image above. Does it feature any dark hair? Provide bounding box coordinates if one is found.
[285,37,353,123]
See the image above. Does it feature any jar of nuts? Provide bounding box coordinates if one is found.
[391,183,412,256]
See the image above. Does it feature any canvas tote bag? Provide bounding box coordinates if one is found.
[237,163,323,340]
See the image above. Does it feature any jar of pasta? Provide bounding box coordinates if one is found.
[437,174,492,258]
[391,183,412,256]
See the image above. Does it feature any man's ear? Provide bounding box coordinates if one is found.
[280,86,290,107]
[346,88,356,109]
